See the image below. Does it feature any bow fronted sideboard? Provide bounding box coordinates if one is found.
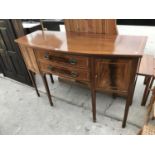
[15,29,147,128]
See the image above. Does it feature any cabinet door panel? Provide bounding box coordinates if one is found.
[95,58,132,93]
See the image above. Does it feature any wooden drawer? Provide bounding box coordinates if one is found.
[35,50,89,69]
[39,61,90,81]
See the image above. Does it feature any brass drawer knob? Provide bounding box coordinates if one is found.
[69,59,77,65]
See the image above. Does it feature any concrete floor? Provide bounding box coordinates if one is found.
[0,25,155,134]
[0,75,144,134]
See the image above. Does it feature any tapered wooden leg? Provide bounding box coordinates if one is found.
[41,74,53,106]
[144,76,149,85]
[122,94,132,128]
[90,57,96,122]
[122,79,136,128]
[141,76,153,106]
[112,93,117,99]
[144,77,154,105]
[91,88,96,122]
[50,74,54,84]
[130,75,138,106]
[28,70,40,97]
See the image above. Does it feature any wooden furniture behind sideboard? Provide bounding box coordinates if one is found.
[64,19,118,34]
[15,22,147,128]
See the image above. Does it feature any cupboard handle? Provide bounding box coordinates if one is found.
[44,53,77,65]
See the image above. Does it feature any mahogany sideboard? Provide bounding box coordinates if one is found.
[15,30,147,128]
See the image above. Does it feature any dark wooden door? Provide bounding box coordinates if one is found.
[95,58,132,95]
[0,19,32,85]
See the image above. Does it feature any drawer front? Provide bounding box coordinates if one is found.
[39,62,90,81]
[35,50,89,69]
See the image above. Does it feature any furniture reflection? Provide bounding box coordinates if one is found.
[15,19,147,128]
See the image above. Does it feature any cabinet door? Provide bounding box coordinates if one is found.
[0,20,31,85]
[95,58,132,93]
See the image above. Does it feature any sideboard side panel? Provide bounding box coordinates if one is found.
[18,45,39,73]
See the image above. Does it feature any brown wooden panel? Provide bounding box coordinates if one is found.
[69,20,74,32]
[77,19,85,32]
[82,19,89,32]
[72,20,78,32]
[39,61,89,82]
[96,19,103,33]
[15,30,146,57]
[19,46,31,70]
[64,19,118,35]
[35,50,89,69]
[90,20,96,33]
[19,46,39,73]
[95,58,132,92]
[64,20,71,31]
[27,48,40,73]
[106,19,118,34]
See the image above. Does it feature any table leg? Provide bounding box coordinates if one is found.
[122,93,132,128]
[50,74,54,84]
[130,74,138,106]
[122,76,136,128]
[141,76,154,106]
[112,93,117,99]
[144,76,150,85]
[91,87,96,122]
[28,70,40,97]
[90,57,96,122]
[41,74,53,106]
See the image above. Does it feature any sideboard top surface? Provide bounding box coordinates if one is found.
[15,30,147,57]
